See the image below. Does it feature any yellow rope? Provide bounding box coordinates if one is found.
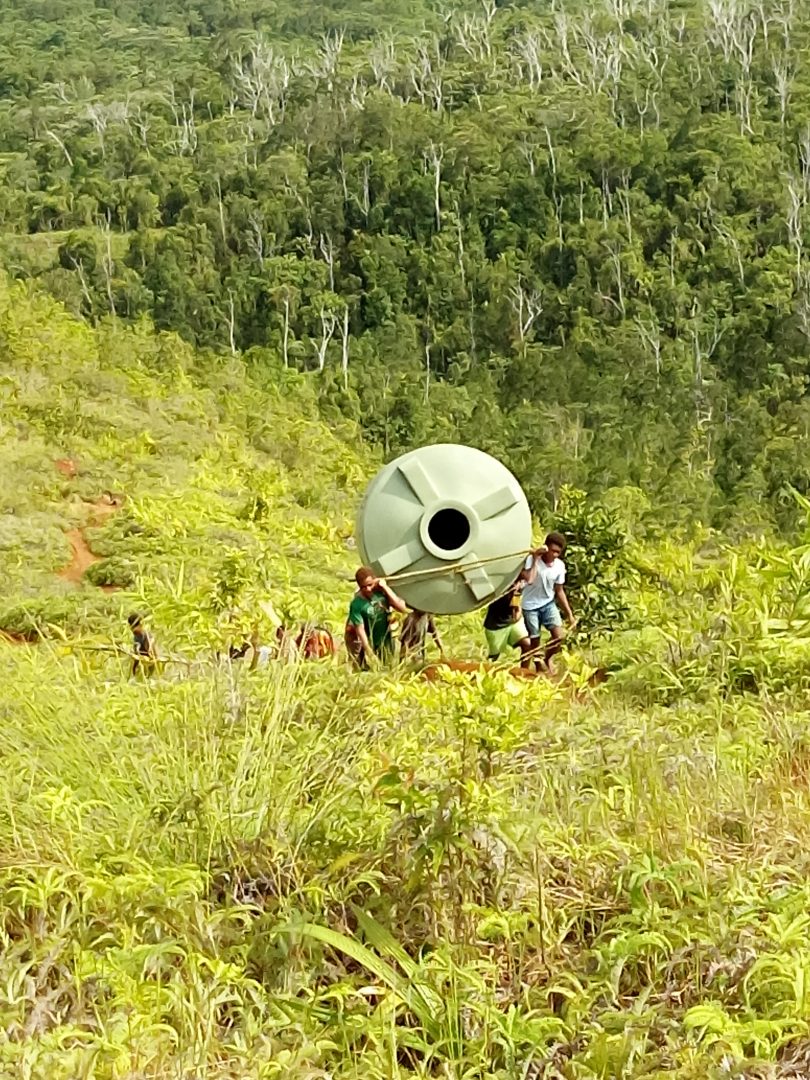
[382,548,533,585]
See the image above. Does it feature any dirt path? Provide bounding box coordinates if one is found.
[0,629,36,645]
[57,495,123,589]
[58,528,101,583]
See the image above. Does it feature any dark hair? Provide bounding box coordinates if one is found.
[127,612,142,628]
[355,565,376,586]
[545,531,567,553]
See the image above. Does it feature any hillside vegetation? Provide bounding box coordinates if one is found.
[3,0,810,527]
[0,272,368,645]
[5,281,810,1077]
[8,0,810,1077]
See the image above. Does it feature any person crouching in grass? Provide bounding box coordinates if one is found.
[483,578,532,667]
[345,566,407,669]
[400,608,444,663]
[521,531,577,674]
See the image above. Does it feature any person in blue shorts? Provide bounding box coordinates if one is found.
[521,531,577,673]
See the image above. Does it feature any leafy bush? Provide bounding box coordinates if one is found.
[0,592,118,637]
[553,485,637,641]
[84,556,137,589]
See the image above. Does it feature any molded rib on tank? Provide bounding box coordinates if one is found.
[355,443,532,615]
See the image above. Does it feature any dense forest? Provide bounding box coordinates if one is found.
[12,5,810,1077]
[2,0,810,528]
[9,243,810,1080]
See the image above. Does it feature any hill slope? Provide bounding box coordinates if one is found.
[0,274,369,644]
[7,286,810,1079]
[6,0,810,527]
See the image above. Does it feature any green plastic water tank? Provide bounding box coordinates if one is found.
[356,444,531,615]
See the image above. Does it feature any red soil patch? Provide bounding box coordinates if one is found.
[59,528,101,583]
[57,494,124,590]
[55,458,77,478]
[421,659,538,682]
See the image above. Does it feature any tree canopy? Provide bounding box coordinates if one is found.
[2,0,810,530]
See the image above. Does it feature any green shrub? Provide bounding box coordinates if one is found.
[84,556,138,589]
[553,485,638,642]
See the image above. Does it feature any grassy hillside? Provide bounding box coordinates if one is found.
[7,285,810,1078]
[0,273,369,647]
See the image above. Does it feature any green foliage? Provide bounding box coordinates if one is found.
[5,617,810,1077]
[5,273,810,1076]
[84,556,137,589]
[2,0,810,525]
[0,273,369,645]
[554,485,636,641]
[7,6,810,1076]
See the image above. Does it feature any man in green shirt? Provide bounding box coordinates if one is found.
[345,565,407,669]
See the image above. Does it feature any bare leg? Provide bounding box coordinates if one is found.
[345,635,367,670]
[545,626,565,674]
[518,636,532,669]
[527,636,546,672]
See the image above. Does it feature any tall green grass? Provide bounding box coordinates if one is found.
[4,635,810,1077]
[7,273,810,1076]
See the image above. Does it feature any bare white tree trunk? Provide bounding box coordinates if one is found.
[319,232,336,290]
[100,213,116,318]
[509,278,543,347]
[282,295,291,368]
[599,242,626,317]
[227,291,237,354]
[247,211,265,268]
[86,103,108,160]
[340,303,350,388]
[215,176,227,248]
[427,143,444,231]
[515,30,543,89]
[315,306,337,371]
[772,56,793,129]
[787,173,805,275]
[69,256,94,311]
[45,128,73,167]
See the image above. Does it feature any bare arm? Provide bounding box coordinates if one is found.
[354,622,375,657]
[521,546,547,584]
[555,583,576,625]
[377,578,407,614]
[349,622,380,660]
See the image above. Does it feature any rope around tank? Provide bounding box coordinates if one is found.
[367,548,534,585]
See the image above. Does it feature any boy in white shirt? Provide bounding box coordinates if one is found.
[521,531,577,673]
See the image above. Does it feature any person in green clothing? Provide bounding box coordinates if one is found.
[345,565,407,669]
[483,579,531,667]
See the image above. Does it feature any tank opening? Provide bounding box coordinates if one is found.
[427,507,471,552]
